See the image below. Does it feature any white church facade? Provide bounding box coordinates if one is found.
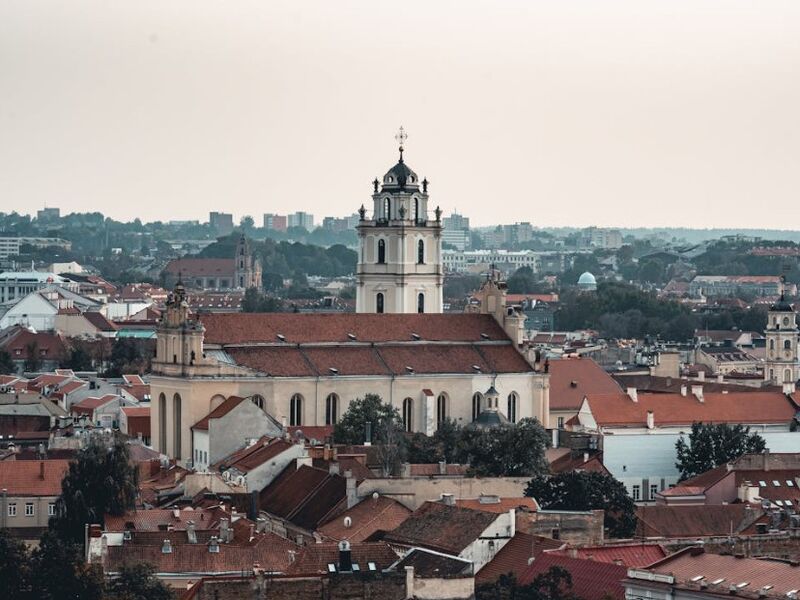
[149,137,549,465]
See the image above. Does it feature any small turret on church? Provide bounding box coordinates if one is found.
[153,279,211,375]
[235,234,261,290]
[466,268,527,346]
[764,278,799,392]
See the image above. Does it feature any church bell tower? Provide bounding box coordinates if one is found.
[764,279,799,390]
[356,128,444,314]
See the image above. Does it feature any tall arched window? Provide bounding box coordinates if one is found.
[402,397,413,432]
[376,292,385,314]
[325,393,338,425]
[173,393,182,459]
[290,394,303,426]
[383,198,391,220]
[437,393,447,428]
[507,392,518,424]
[770,339,775,350]
[417,240,425,264]
[785,339,792,350]
[472,392,482,421]
[417,293,425,314]
[413,198,420,222]
[158,393,167,453]
[251,394,265,410]
[785,369,793,383]
[377,239,386,264]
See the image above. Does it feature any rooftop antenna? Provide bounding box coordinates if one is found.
[395,126,408,162]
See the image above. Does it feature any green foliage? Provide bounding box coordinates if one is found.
[30,531,105,600]
[23,342,42,372]
[241,287,284,312]
[64,343,94,371]
[525,471,636,539]
[0,529,31,599]
[106,563,175,600]
[444,274,483,301]
[675,422,767,481]
[406,418,462,465]
[105,338,153,377]
[475,568,577,600]
[0,350,15,375]
[51,435,139,546]
[333,394,404,445]
[458,418,549,477]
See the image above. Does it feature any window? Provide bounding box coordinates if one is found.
[557,416,565,429]
[551,528,560,540]
[413,198,420,222]
[785,339,792,350]
[417,240,425,264]
[251,395,265,410]
[290,394,303,426]
[48,503,55,516]
[770,339,775,350]
[507,392,518,423]
[786,369,793,383]
[325,393,338,425]
[417,293,425,314]
[7,503,16,517]
[402,397,413,432]
[649,484,659,500]
[158,393,167,453]
[376,292,384,314]
[632,485,641,501]
[773,480,781,487]
[472,393,482,421]
[437,393,447,427]
[377,239,386,264]
[25,503,34,517]
[383,198,391,220]
[173,393,182,460]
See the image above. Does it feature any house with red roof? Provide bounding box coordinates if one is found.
[547,357,622,428]
[0,460,70,539]
[120,406,151,444]
[70,393,122,428]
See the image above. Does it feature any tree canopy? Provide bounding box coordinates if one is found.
[525,472,636,538]
[675,422,766,481]
[457,418,549,477]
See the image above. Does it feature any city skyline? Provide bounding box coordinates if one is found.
[2,1,800,228]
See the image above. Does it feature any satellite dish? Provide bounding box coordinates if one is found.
[372,492,379,501]
[343,516,352,528]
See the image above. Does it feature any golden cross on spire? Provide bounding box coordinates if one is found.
[395,126,407,161]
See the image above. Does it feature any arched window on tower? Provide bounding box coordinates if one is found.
[158,393,167,453]
[402,397,413,432]
[417,293,425,314]
[413,198,420,222]
[325,393,339,425]
[507,392,518,423]
[383,198,391,221]
[290,394,303,426]
[785,369,793,383]
[173,393,182,459]
[785,339,792,351]
[472,392,482,421]
[417,239,425,264]
[437,393,448,428]
[770,339,775,350]
[376,292,385,314]
[377,239,386,264]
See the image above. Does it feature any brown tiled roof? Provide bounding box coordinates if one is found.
[734,469,800,505]
[518,553,626,600]
[2,329,67,361]
[71,394,118,415]
[548,358,621,411]
[611,374,762,395]
[57,380,86,395]
[638,547,800,595]
[287,425,333,444]
[220,438,294,473]
[382,502,499,555]
[259,465,346,531]
[286,542,398,575]
[392,548,472,577]
[635,504,766,538]
[408,463,469,476]
[200,313,511,345]
[455,497,538,514]
[658,464,730,497]
[549,451,610,475]
[192,396,246,430]
[317,496,411,542]
[82,311,117,332]
[476,532,563,582]
[0,460,69,496]
[122,406,151,437]
[105,508,223,532]
[163,258,236,277]
[585,391,798,427]
[549,542,666,568]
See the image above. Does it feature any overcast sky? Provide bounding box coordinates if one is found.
[1,1,799,228]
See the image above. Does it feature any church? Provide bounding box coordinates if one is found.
[150,136,550,465]
[162,234,262,291]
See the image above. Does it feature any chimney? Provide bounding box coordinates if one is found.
[508,508,516,537]
[764,448,771,472]
[697,370,705,381]
[220,518,232,543]
[186,520,197,544]
[364,422,372,446]
[400,462,411,478]
[551,428,559,448]
[440,493,455,506]
[626,387,638,403]
[345,470,357,509]
[717,374,724,383]
[438,460,447,475]
[680,385,687,397]
[691,385,704,402]
[256,517,267,533]
[338,540,352,572]
[405,566,415,599]
[784,382,796,395]
[161,539,172,554]
[646,411,655,430]
[296,448,312,469]
[329,462,340,476]
[208,535,219,553]
[39,461,45,480]
[323,444,331,461]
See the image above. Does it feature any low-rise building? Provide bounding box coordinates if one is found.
[0,459,70,539]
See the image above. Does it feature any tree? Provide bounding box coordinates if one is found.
[507,267,538,294]
[406,418,462,465]
[106,563,175,600]
[30,531,105,600]
[525,471,636,538]
[475,568,577,600]
[675,422,766,481]
[0,349,15,375]
[242,287,283,312]
[64,343,93,371]
[51,435,139,546]
[23,342,41,372]
[333,395,406,474]
[0,529,31,599]
[458,418,549,477]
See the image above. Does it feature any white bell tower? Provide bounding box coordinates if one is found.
[764,280,799,390]
[356,128,444,314]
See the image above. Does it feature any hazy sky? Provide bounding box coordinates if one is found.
[1,1,799,228]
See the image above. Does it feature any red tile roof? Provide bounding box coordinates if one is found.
[163,258,236,277]
[585,391,798,427]
[408,463,469,476]
[518,553,626,600]
[286,542,398,575]
[549,451,610,475]
[122,406,151,437]
[476,532,564,582]
[548,358,621,411]
[219,438,294,473]
[259,465,346,531]
[635,504,766,538]
[2,329,67,361]
[82,311,117,332]
[192,396,246,430]
[104,508,223,532]
[382,501,499,555]
[200,313,511,345]
[318,496,411,542]
[549,542,666,568]
[287,425,333,444]
[71,394,118,415]
[0,460,69,496]
[121,406,150,418]
[455,497,538,514]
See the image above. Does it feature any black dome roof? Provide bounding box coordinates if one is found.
[384,158,419,190]
[771,298,794,312]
